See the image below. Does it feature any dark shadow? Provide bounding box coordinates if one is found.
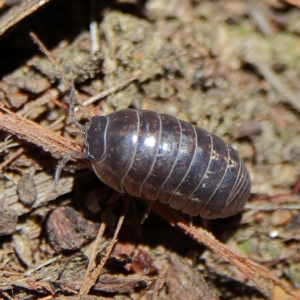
[0,0,148,77]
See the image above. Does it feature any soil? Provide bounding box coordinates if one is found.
[0,0,300,299]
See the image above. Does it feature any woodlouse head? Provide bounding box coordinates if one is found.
[83,116,107,161]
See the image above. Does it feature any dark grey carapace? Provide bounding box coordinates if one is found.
[83,109,251,219]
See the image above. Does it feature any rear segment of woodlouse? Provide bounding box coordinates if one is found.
[84,109,251,219]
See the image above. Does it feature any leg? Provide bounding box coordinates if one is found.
[54,150,85,187]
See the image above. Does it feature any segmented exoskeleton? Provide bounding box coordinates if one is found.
[82,109,251,219]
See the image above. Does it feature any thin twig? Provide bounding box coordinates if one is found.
[0,107,79,159]
[29,32,71,89]
[250,59,300,112]
[79,221,107,294]
[80,194,124,289]
[284,0,300,8]
[140,197,300,300]
[245,203,300,211]
[80,196,131,295]
[246,0,275,36]
[0,148,24,170]
[82,51,187,106]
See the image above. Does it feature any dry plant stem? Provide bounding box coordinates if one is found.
[284,0,300,8]
[141,197,300,300]
[79,221,107,294]
[253,61,300,112]
[82,51,187,106]
[245,203,300,211]
[150,265,168,300]
[246,0,274,36]
[0,147,24,170]
[0,107,79,159]
[29,32,71,89]
[79,197,120,294]
[80,197,131,295]
[135,281,155,300]
[0,0,51,36]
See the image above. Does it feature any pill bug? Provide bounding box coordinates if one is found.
[60,108,250,219]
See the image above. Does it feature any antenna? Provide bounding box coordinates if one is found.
[69,85,86,132]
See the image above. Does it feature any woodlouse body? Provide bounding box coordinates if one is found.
[83,109,251,219]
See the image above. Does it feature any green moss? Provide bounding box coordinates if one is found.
[289,265,300,289]
[238,240,251,254]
